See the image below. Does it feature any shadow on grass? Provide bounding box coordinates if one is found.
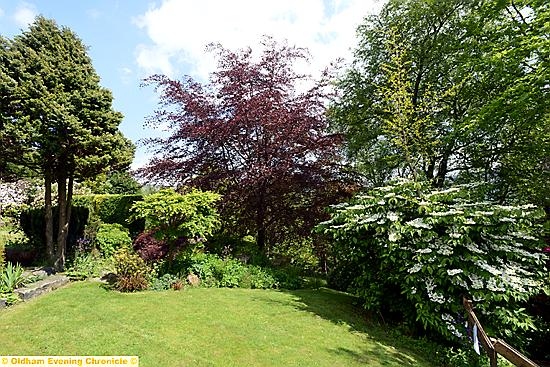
[328,346,420,366]
[280,287,435,366]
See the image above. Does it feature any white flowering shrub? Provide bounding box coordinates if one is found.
[317,180,547,344]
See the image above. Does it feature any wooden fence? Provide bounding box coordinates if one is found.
[463,297,540,367]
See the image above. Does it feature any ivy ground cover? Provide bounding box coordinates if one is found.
[0,282,435,367]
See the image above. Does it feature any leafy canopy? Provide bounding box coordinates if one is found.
[140,38,352,251]
[0,16,134,268]
[1,16,134,180]
[331,0,549,205]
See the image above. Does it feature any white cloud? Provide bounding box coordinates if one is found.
[87,9,101,20]
[0,7,5,17]
[120,67,134,84]
[14,2,37,28]
[134,0,385,80]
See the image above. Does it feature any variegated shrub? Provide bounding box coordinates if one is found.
[318,180,547,344]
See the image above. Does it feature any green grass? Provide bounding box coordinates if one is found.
[0,282,437,367]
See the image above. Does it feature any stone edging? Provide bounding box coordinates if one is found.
[0,275,69,309]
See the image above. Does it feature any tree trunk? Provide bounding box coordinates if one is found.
[54,170,68,271]
[257,225,266,255]
[66,173,74,234]
[433,144,453,188]
[256,186,267,254]
[44,171,54,264]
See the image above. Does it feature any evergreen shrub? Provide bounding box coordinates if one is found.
[113,247,150,292]
[73,194,145,235]
[95,223,131,257]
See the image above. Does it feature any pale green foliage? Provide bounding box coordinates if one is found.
[318,180,546,343]
[379,28,438,180]
[131,188,221,246]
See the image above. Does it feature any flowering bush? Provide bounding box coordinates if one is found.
[0,180,41,207]
[317,180,547,345]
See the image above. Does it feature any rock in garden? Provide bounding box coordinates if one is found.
[186,273,200,287]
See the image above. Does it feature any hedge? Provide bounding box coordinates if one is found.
[73,194,145,235]
[20,205,89,256]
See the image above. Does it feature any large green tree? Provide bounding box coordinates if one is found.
[0,17,134,269]
[332,0,549,206]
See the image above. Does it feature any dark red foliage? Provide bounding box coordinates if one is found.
[133,231,168,261]
[140,38,355,251]
[133,230,191,262]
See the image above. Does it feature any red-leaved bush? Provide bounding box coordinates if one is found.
[133,231,169,262]
[133,230,190,262]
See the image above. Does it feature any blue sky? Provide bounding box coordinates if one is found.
[0,0,384,169]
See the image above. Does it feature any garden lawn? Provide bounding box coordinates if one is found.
[0,282,435,367]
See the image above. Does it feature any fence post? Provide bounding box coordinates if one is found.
[463,297,498,367]
[463,297,540,367]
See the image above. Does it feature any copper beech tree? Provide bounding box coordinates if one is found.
[140,39,353,253]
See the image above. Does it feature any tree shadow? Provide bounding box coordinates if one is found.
[278,287,434,366]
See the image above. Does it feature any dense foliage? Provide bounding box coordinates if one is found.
[0,4,546,364]
[166,252,308,290]
[113,247,150,292]
[95,223,131,258]
[131,188,221,264]
[140,38,353,253]
[20,205,89,257]
[73,194,145,236]
[174,252,279,289]
[331,0,549,206]
[132,230,169,262]
[318,180,547,348]
[82,171,141,195]
[0,17,134,269]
